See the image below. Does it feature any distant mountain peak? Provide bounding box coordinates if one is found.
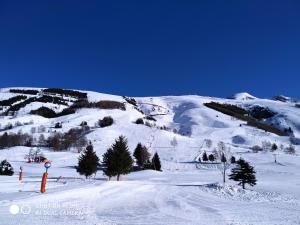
[229,92,256,100]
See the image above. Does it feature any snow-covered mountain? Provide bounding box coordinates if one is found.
[0,87,299,225]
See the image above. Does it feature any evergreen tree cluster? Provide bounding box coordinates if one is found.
[133,143,161,171]
[201,151,215,162]
[76,136,162,180]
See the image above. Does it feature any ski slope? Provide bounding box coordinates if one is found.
[0,88,299,225]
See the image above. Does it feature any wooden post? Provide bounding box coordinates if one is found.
[40,172,48,193]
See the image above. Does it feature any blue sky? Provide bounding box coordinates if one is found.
[0,0,299,98]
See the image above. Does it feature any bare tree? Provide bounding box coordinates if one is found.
[204,139,212,148]
[38,125,46,133]
[217,141,226,152]
[217,147,233,184]
[170,136,178,149]
[38,134,46,146]
[262,140,272,151]
[31,127,36,134]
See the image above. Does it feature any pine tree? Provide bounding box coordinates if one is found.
[151,152,162,171]
[221,153,227,163]
[208,154,215,162]
[230,156,236,164]
[0,160,14,176]
[202,151,208,162]
[133,143,150,168]
[76,144,99,179]
[102,136,133,181]
[229,158,256,189]
[271,143,278,152]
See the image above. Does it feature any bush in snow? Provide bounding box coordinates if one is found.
[54,122,62,129]
[0,160,14,176]
[133,143,150,169]
[99,116,114,128]
[80,121,88,127]
[14,121,22,127]
[285,144,296,154]
[76,144,99,179]
[135,118,144,125]
[251,145,263,153]
[102,136,133,180]
[229,158,256,189]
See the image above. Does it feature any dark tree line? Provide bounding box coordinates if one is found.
[31,107,75,118]
[0,95,27,106]
[0,132,32,149]
[47,127,88,151]
[71,99,126,111]
[9,89,39,95]
[43,88,87,99]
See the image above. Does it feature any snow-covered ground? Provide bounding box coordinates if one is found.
[0,88,299,225]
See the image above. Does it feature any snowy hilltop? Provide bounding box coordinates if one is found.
[0,87,299,225]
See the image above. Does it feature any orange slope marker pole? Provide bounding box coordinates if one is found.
[19,166,23,182]
[40,172,48,193]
